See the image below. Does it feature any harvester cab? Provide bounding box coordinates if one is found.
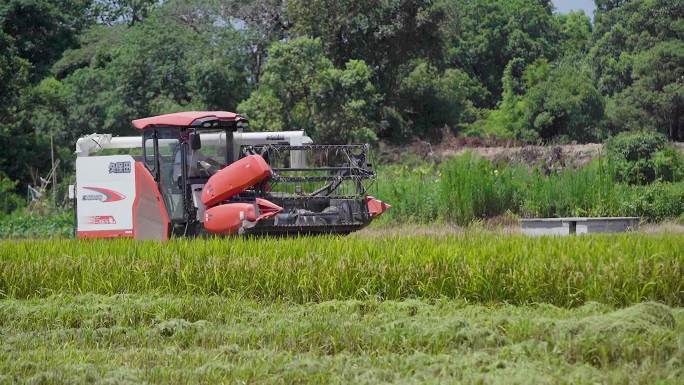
[72,111,389,239]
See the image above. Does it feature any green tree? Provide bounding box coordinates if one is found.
[238,37,381,143]
[0,31,28,116]
[191,58,251,111]
[218,0,289,83]
[288,0,444,97]
[590,0,683,96]
[46,8,252,137]
[555,11,592,56]
[606,41,683,140]
[438,0,562,106]
[479,59,604,142]
[236,90,285,132]
[595,0,628,12]
[0,0,92,80]
[0,31,38,198]
[90,0,159,25]
[590,0,683,139]
[243,37,333,134]
[313,60,382,143]
[395,60,486,140]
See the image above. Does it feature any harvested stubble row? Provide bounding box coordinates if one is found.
[1,295,682,384]
[0,234,682,307]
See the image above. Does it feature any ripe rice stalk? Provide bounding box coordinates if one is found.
[0,234,681,307]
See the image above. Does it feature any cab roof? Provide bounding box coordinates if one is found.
[131,111,245,130]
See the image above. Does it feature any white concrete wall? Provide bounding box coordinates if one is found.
[521,217,639,236]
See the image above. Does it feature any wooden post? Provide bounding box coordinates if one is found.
[51,134,57,205]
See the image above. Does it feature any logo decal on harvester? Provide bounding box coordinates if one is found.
[108,161,131,174]
[87,215,117,224]
[82,187,126,202]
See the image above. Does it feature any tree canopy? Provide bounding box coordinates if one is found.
[0,0,682,208]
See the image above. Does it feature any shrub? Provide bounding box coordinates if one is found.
[0,209,73,238]
[606,131,667,162]
[0,172,24,214]
[652,146,684,182]
[604,130,683,184]
[620,181,684,221]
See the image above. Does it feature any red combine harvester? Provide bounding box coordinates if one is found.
[71,111,389,239]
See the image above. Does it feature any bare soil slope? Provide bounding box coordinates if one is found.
[379,134,684,170]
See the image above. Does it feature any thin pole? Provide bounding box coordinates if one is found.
[51,134,56,205]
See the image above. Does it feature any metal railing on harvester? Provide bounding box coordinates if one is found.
[239,144,376,199]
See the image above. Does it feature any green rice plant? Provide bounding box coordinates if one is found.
[0,234,681,307]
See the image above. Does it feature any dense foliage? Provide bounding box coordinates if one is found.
[0,0,682,213]
[606,130,684,184]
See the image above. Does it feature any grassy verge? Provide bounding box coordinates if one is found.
[1,234,682,306]
[0,295,681,384]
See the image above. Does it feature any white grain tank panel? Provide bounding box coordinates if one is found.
[76,155,136,234]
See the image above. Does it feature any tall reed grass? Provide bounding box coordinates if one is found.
[439,152,524,224]
[1,234,681,307]
[375,152,684,224]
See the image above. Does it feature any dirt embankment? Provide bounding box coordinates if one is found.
[379,130,684,169]
[379,138,603,169]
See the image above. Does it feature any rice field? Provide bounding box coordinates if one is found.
[0,234,682,306]
[0,233,682,384]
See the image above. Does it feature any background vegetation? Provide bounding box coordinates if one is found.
[375,144,684,225]
[2,141,683,239]
[0,0,682,216]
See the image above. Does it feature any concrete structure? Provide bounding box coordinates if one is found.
[520,217,640,236]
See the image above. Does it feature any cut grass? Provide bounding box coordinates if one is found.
[0,233,682,307]
[0,295,681,384]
